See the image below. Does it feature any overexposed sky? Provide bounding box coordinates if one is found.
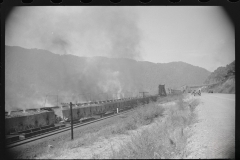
[5,6,234,72]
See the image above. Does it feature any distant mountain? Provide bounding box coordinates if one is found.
[5,45,210,111]
[203,61,235,93]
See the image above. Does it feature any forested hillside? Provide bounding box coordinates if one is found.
[5,46,210,111]
[203,61,235,93]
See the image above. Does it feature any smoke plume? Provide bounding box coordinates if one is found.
[6,6,142,59]
[5,7,144,111]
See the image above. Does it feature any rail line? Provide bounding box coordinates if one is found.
[6,106,140,149]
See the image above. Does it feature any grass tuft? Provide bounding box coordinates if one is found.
[110,97,200,159]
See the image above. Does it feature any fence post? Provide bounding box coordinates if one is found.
[70,102,74,140]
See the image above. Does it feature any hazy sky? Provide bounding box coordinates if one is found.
[5,6,234,72]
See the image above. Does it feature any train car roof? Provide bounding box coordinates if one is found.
[61,98,138,110]
[5,109,51,118]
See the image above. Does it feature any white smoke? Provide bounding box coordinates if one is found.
[5,7,143,110]
[6,6,142,60]
[98,70,124,99]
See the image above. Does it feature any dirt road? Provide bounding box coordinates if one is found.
[186,93,235,159]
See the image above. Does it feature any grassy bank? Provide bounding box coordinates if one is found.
[38,94,198,159]
[39,102,166,158]
[110,96,199,159]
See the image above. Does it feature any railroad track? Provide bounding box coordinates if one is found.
[6,106,139,149]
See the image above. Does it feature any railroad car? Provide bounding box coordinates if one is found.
[58,95,158,121]
[5,110,55,135]
[5,95,159,135]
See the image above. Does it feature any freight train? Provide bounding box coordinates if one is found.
[5,85,168,139]
[5,95,159,135]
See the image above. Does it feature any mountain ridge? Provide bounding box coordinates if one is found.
[203,60,235,93]
[5,45,211,111]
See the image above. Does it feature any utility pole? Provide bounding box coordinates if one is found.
[70,102,74,140]
[139,92,148,105]
[139,92,148,98]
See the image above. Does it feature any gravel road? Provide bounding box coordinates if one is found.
[186,93,235,159]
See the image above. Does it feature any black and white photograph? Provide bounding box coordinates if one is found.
[4,6,235,159]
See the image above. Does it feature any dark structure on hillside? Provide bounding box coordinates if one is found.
[159,84,167,96]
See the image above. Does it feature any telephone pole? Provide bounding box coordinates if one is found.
[139,92,148,106]
[70,102,74,140]
[139,92,148,98]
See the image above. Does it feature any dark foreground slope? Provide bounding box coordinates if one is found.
[5,45,210,110]
[203,61,235,93]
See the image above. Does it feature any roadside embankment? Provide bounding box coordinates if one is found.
[38,94,199,159]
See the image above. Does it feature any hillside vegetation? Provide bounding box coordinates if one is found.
[203,61,235,93]
[5,45,210,110]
